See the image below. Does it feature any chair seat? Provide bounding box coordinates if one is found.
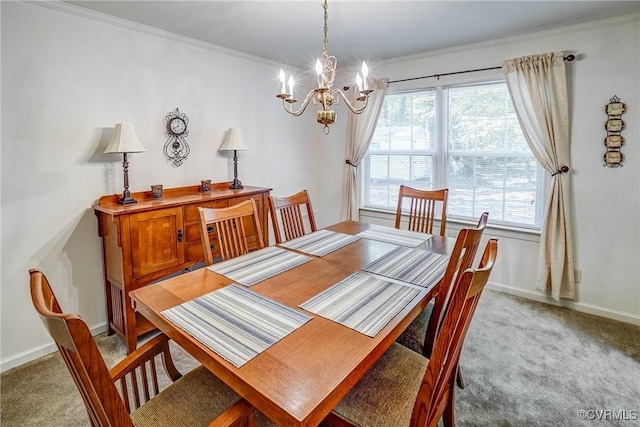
[332,343,428,427]
[131,366,242,427]
[396,300,433,354]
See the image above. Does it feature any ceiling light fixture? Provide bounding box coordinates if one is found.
[276,0,373,134]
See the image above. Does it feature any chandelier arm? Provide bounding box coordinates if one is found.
[282,89,319,117]
[332,88,369,114]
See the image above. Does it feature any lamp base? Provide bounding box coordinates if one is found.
[118,196,138,204]
[229,179,243,189]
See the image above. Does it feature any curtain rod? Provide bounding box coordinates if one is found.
[388,54,575,84]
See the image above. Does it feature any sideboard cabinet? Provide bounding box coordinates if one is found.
[94,183,271,353]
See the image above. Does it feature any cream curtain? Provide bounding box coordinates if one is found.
[502,52,575,300]
[341,78,388,221]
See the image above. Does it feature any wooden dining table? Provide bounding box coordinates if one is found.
[129,220,452,427]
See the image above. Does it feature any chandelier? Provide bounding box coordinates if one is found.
[276,0,373,134]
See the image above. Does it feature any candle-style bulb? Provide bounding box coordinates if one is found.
[361,61,369,77]
[315,59,324,88]
[356,73,363,92]
[279,69,287,94]
[288,75,295,98]
[361,61,369,91]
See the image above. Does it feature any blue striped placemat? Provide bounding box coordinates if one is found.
[162,284,312,367]
[279,229,360,257]
[356,224,432,247]
[362,247,449,289]
[208,246,312,286]
[299,272,421,337]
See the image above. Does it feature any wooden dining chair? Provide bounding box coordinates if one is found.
[198,199,265,264]
[325,239,498,427]
[395,186,448,236]
[396,211,489,389]
[268,190,317,244]
[29,269,257,427]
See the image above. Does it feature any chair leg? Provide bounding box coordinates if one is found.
[456,364,465,389]
[443,386,456,427]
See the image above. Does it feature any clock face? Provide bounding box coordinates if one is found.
[169,118,187,135]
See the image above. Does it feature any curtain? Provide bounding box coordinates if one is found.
[341,78,388,221]
[502,52,575,300]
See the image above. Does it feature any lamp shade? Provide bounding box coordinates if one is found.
[104,123,146,154]
[219,128,249,151]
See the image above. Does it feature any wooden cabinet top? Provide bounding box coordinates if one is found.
[94,183,272,216]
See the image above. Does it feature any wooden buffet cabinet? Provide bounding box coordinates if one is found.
[94,183,271,353]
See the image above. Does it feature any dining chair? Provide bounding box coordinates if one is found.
[325,239,498,427]
[395,186,448,236]
[268,190,317,244]
[396,211,489,389]
[198,198,265,264]
[29,269,257,427]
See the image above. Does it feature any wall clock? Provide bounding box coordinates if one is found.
[164,108,190,167]
[603,95,626,168]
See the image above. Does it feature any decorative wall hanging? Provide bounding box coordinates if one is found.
[164,108,190,167]
[603,95,626,168]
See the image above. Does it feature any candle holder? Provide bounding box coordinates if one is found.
[201,179,212,192]
[151,184,163,199]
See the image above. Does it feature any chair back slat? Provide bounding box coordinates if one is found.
[396,186,448,236]
[198,199,265,264]
[268,190,317,244]
[412,239,498,426]
[422,211,489,357]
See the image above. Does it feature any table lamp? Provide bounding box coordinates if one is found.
[219,128,249,189]
[104,123,146,204]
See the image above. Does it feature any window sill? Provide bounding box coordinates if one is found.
[359,207,541,243]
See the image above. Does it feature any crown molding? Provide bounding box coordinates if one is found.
[26,0,287,69]
[378,12,640,66]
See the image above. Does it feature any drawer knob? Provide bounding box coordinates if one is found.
[207,225,215,233]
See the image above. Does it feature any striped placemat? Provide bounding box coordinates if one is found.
[279,229,360,257]
[208,246,312,286]
[356,224,432,247]
[363,246,449,289]
[299,272,421,337]
[162,284,312,367]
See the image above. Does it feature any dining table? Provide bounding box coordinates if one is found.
[129,220,453,427]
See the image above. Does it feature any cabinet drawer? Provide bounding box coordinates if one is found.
[186,241,221,263]
[184,200,229,223]
[185,222,213,243]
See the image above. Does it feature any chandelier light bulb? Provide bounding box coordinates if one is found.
[288,75,295,98]
[361,61,369,90]
[356,73,363,92]
[315,59,324,88]
[279,69,287,94]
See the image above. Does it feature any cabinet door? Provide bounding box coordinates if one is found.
[129,207,185,278]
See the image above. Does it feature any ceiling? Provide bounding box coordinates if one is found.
[63,1,639,69]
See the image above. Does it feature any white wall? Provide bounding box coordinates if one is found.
[0,1,347,371]
[366,14,640,324]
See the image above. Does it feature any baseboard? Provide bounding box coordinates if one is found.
[1,323,108,373]
[487,282,640,326]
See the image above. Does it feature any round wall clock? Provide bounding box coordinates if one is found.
[169,117,187,136]
[164,108,190,167]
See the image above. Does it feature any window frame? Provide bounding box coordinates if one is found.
[361,79,546,232]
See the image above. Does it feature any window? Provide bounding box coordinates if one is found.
[363,81,544,230]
